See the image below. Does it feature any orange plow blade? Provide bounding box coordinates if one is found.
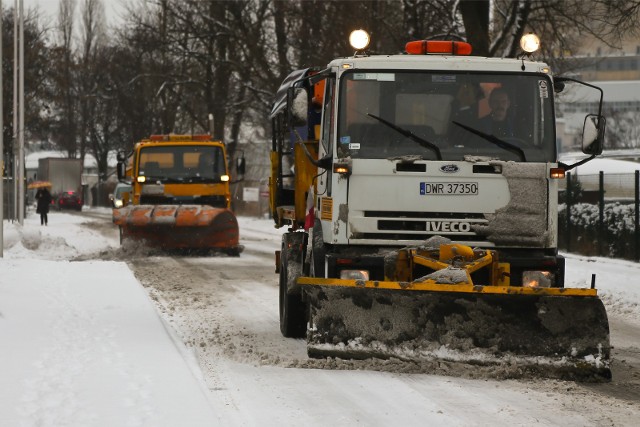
[113,205,240,254]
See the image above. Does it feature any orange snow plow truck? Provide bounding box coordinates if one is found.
[113,134,242,255]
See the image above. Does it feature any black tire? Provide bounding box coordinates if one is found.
[279,233,307,338]
[225,247,241,257]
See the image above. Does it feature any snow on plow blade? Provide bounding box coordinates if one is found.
[113,205,240,252]
[301,280,611,381]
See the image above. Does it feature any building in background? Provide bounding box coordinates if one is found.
[25,150,117,207]
[555,35,640,154]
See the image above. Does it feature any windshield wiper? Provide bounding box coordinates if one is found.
[187,176,221,183]
[367,113,442,160]
[186,176,208,182]
[145,176,189,184]
[452,121,526,162]
[142,175,169,182]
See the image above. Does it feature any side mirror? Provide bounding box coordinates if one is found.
[582,114,605,156]
[236,157,246,176]
[288,87,308,127]
[553,80,565,93]
[117,162,126,181]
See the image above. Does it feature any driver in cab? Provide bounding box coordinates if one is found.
[480,87,514,138]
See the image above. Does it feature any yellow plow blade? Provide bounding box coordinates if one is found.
[301,278,610,381]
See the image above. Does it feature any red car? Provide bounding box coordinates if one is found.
[57,191,83,211]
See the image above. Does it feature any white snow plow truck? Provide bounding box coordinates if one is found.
[269,31,610,381]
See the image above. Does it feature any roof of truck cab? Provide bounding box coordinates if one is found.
[136,140,225,148]
[328,54,550,74]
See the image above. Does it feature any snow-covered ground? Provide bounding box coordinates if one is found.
[1,208,640,426]
[0,210,219,426]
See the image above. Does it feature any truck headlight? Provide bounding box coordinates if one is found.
[114,199,123,208]
[523,271,553,288]
[340,269,370,281]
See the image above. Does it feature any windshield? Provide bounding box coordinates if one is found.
[337,71,555,162]
[115,185,131,197]
[138,145,227,183]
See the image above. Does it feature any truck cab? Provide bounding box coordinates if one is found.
[127,134,232,208]
[271,38,605,289]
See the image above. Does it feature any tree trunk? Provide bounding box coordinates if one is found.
[459,0,490,56]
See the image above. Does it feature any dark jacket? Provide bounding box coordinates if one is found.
[36,189,52,214]
[479,113,515,138]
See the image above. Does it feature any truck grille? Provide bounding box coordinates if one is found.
[365,211,485,219]
[139,195,227,208]
[357,211,488,243]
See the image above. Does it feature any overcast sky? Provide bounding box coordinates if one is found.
[22,0,124,27]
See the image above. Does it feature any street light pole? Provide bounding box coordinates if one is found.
[17,0,24,224]
[12,0,16,221]
[1,0,4,257]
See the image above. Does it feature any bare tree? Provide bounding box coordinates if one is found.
[77,0,106,163]
[49,0,640,165]
[1,7,55,152]
[604,110,640,149]
[52,0,77,157]
[458,0,640,60]
[89,46,121,181]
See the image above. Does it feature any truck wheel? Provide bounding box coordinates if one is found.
[225,247,241,257]
[279,234,307,338]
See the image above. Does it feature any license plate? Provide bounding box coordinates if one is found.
[420,182,478,195]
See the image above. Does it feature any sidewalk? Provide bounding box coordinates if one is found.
[0,259,220,427]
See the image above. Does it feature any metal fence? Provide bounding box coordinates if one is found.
[559,170,640,261]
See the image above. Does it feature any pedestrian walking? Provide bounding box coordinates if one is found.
[35,187,52,226]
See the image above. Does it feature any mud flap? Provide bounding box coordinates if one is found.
[305,286,611,381]
[279,232,307,337]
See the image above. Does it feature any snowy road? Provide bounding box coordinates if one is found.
[15,209,639,426]
[102,215,638,426]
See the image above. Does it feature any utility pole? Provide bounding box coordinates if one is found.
[12,0,16,221]
[1,0,4,257]
[17,0,24,224]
